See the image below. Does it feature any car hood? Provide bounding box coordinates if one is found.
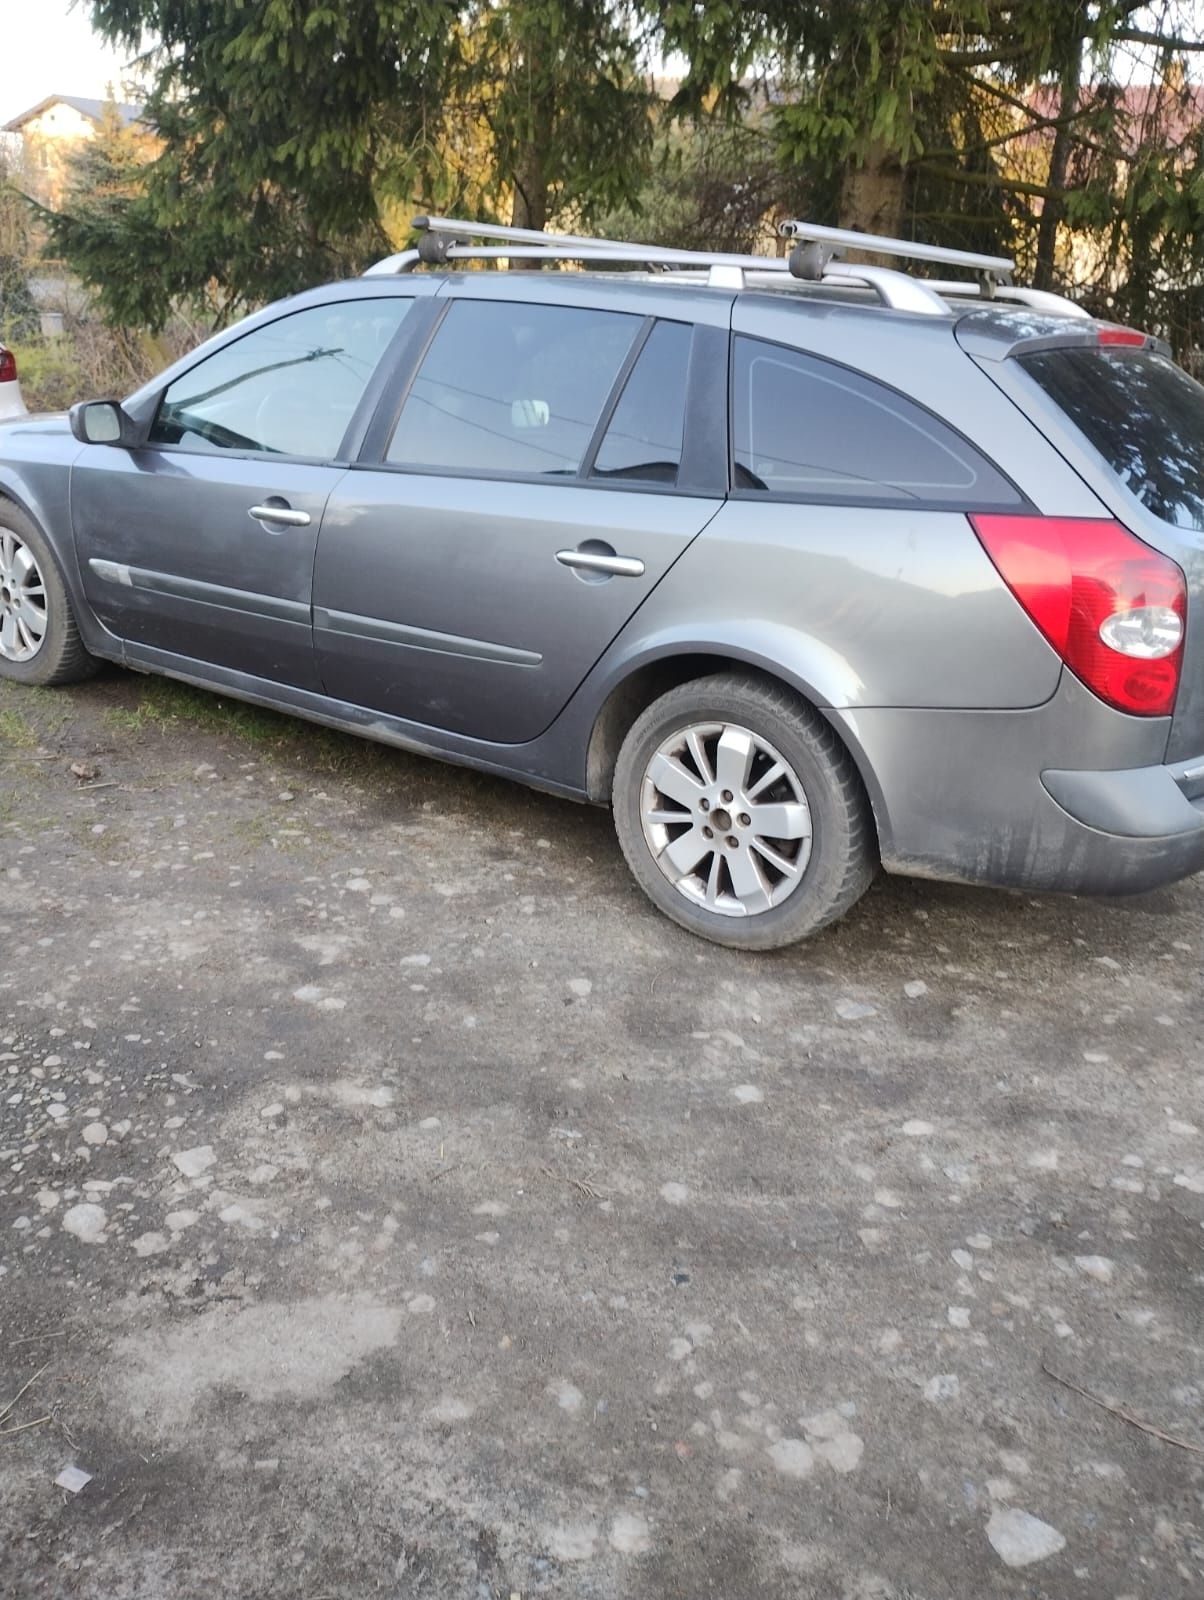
[0,411,70,437]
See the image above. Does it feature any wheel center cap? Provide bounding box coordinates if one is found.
[711,806,733,832]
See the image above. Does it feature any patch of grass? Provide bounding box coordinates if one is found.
[0,707,37,748]
[102,677,403,786]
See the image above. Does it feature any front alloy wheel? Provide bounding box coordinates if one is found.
[0,529,48,662]
[0,502,96,686]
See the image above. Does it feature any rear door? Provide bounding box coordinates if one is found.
[312,278,729,742]
[71,292,421,689]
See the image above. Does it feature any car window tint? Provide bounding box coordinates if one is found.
[732,336,1020,506]
[150,298,412,459]
[591,320,692,484]
[1021,347,1204,532]
[388,300,641,476]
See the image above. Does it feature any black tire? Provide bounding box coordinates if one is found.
[0,499,97,686]
[612,672,876,950]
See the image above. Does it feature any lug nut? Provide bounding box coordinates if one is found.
[699,798,710,812]
[702,825,713,839]
[726,835,738,848]
[738,813,751,827]
[721,789,734,803]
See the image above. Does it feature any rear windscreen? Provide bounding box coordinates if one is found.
[1020,347,1204,532]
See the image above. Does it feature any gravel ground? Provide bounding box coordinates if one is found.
[1,668,1202,1600]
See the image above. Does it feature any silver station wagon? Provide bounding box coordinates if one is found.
[2,216,1204,949]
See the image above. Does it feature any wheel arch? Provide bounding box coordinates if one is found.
[583,643,890,855]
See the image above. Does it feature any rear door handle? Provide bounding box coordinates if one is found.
[248,503,311,528]
[555,549,645,578]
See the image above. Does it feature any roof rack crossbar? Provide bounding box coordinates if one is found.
[406,215,791,274]
[779,220,1014,278]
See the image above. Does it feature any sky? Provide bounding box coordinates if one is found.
[0,0,136,127]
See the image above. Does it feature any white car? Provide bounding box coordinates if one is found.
[0,345,27,420]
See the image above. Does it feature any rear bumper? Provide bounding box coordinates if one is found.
[1035,757,1204,894]
[828,676,1204,897]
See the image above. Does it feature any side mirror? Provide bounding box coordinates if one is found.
[69,400,141,447]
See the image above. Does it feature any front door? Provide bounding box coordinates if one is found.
[72,295,416,690]
[313,288,725,742]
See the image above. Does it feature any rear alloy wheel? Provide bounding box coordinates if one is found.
[0,502,97,686]
[613,674,875,949]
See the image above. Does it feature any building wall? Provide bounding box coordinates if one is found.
[18,103,102,208]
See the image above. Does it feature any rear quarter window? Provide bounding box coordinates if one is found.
[1020,347,1204,532]
[731,335,1023,509]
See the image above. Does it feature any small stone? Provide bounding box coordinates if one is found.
[666,1338,692,1361]
[81,1122,107,1146]
[259,1103,284,1120]
[924,1374,960,1403]
[814,1433,863,1474]
[46,1103,68,1121]
[54,1466,93,1494]
[901,1119,934,1137]
[731,1084,763,1104]
[549,1379,584,1412]
[767,1438,814,1478]
[835,1000,877,1021]
[947,1306,971,1329]
[427,1395,471,1423]
[659,1181,689,1206]
[903,981,929,999]
[547,1523,597,1562]
[608,1512,651,1555]
[61,1204,106,1243]
[408,1293,436,1314]
[165,1210,199,1232]
[171,1145,216,1179]
[567,978,592,998]
[986,1507,1066,1568]
[1074,1254,1114,1284]
[133,1231,169,1257]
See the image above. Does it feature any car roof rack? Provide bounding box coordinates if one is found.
[363,215,1087,321]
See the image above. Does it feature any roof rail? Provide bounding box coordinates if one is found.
[362,215,1081,323]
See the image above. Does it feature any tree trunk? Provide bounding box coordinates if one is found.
[510,147,548,233]
[1035,44,1084,290]
[839,140,906,241]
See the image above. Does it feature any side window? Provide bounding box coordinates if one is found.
[150,298,413,459]
[732,336,1021,507]
[591,320,692,485]
[388,300,641,477]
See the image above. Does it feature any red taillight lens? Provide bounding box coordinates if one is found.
[0,350,16,383]
[970,514,1186,717]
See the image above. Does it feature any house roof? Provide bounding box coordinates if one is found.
[2,95,144,134]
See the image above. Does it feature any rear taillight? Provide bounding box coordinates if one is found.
[0,350,15,384]
[970,514,1186,717]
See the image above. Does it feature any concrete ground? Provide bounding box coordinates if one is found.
[1,668,1202,1600]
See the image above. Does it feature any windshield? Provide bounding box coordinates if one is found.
[1020,346,1204,533]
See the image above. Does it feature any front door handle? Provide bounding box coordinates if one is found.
[248,502,311,528]
[555,548,645,578]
